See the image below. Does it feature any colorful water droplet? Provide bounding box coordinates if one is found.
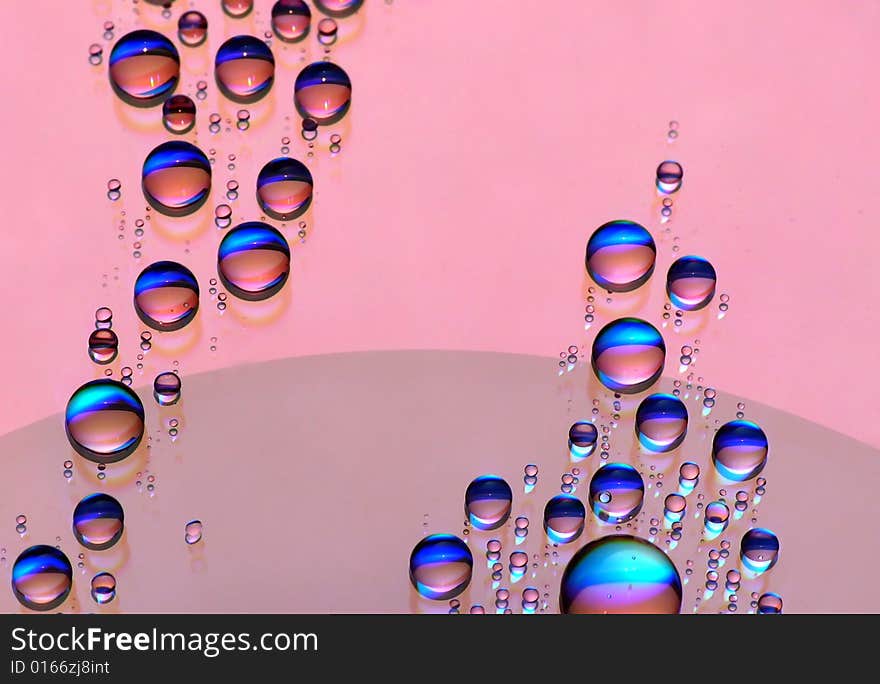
[88,329,119,365]
[591,318,666,394]
[757,592,783,614]
[272,0,311,42]
[585,220,656,293]
[222,0,254,18]
[153,371,182,406]
[294,61,352,124]
[589,463,644,523]
[217,222,291,301]
[663,493,687,523]
[704,500,730,535]
[65,380,145,463]
[464,475,512,531]
[666,256,717,312]
[162,94,196,134]
[141,141,211,216]
[635,393,688,452]
[73,493,125,550]
[568,421,597,459]
[185,520,203,545]
[409,534,473,601]
[178,11,208,47]
[11,545,73,611]
[656,160,683,194]
[740,528,780,574]
[318,18,338,45]
[91,572,117,605]
[543,494,585,544]
[712,420,768,482]
[314,0,364,17]
[134,260,200,331]
[215,35,275,104]
[559,535,682,614]
[678,461,700,492]
[256,157,314,220]
[109,30,180,107]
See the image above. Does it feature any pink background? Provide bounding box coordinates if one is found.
[0,0,878,447]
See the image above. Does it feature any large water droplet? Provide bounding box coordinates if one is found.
[65,380,145,463]
[178,11,208,48]
[635,393,688,452]
[464,475,512,531]
[666,256,717,311]
[409,534,473,601]
[12,546,73,611]
[712,420,768,482]
[134,260,200,331]
[142,141,211,216]
[272,0,311,42]
[218,222,291,301]
[73,493,125,550]
[543,494,585,544]
[256,157,313,220]
[109,30,180,107]
[585,220,656,293]
[215,36,275,104]
[589,463,644,523]
[591,318,665,394]
[294,62,352,124]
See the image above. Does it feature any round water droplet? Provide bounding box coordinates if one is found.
[177,10,208,48]
[162,94,196,134]
[314,0,364,17]
[141,141,211,216]
[543,494,585,544]
[294,61,352,124]
[585,220,656,293]
[678,461,699,488]
[65,380,145,463]
[560,535,682,614]
[91,572,117,605]
[568,421,597,458]
[464,475,512,531]
[712,420,768,482]
[704,500,730,534]
[663,493,687,523]
[88,329,119,365]
[185,520,203,545]
[409,534,473,600]
[134,260,200,331]
[591,318,665,394]
[109,30,180,107]
[11,546,73,611]
[272,0,311,42]
[153,371,182,406]
[222,0,254,18]
[656,160,683,194]
[217,222,291,301]
[589,463,644,523]
[666,256,717,312]
[215,36,275,104]
[318,18,338,46]
[740,528,780,574]
[635,393,688,452]
[89,43,103,66]
[256,157,313,220]
[73,493,124,550]
[757,592,783,614]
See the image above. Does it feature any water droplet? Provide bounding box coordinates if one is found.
[73,493,124,550]
[214,203,233,229]
[65,380,145,463]
[740,528,779,574]
[294,61,352,124]
[222,0,254,19]
[134,260,200,331]
[712,420,768,482]
[185,520,203,545]
[559,535,682,614]
[757,592,783,614]
[141,141,211,216]
[162,94,196,134]
[88,571,117,605]
[409,534,473,600]
[152,371,182,407]
[656,160,683,194]
[88,43,103,66]
[464,475,512,531]
[273,0,312,43]
[704,500,730,535]
[678,461,700,491]
[589,463,644,523]
[543,494,585,544]
[215,35,275,103]
[591,318,665,394]
[314,0,364,17]
[585,220,656,293]
[256,157,313,220]
[663,493,687,523]
[318,18,338,46]
[635,393,688,452]
[109,30,180,107]
[12,546,73,611]
[666,256,717,311]
[88,329,119,365]
[177,10,208,48]
[217,222,291,301]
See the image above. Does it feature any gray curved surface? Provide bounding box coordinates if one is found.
[1,350,877,613]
